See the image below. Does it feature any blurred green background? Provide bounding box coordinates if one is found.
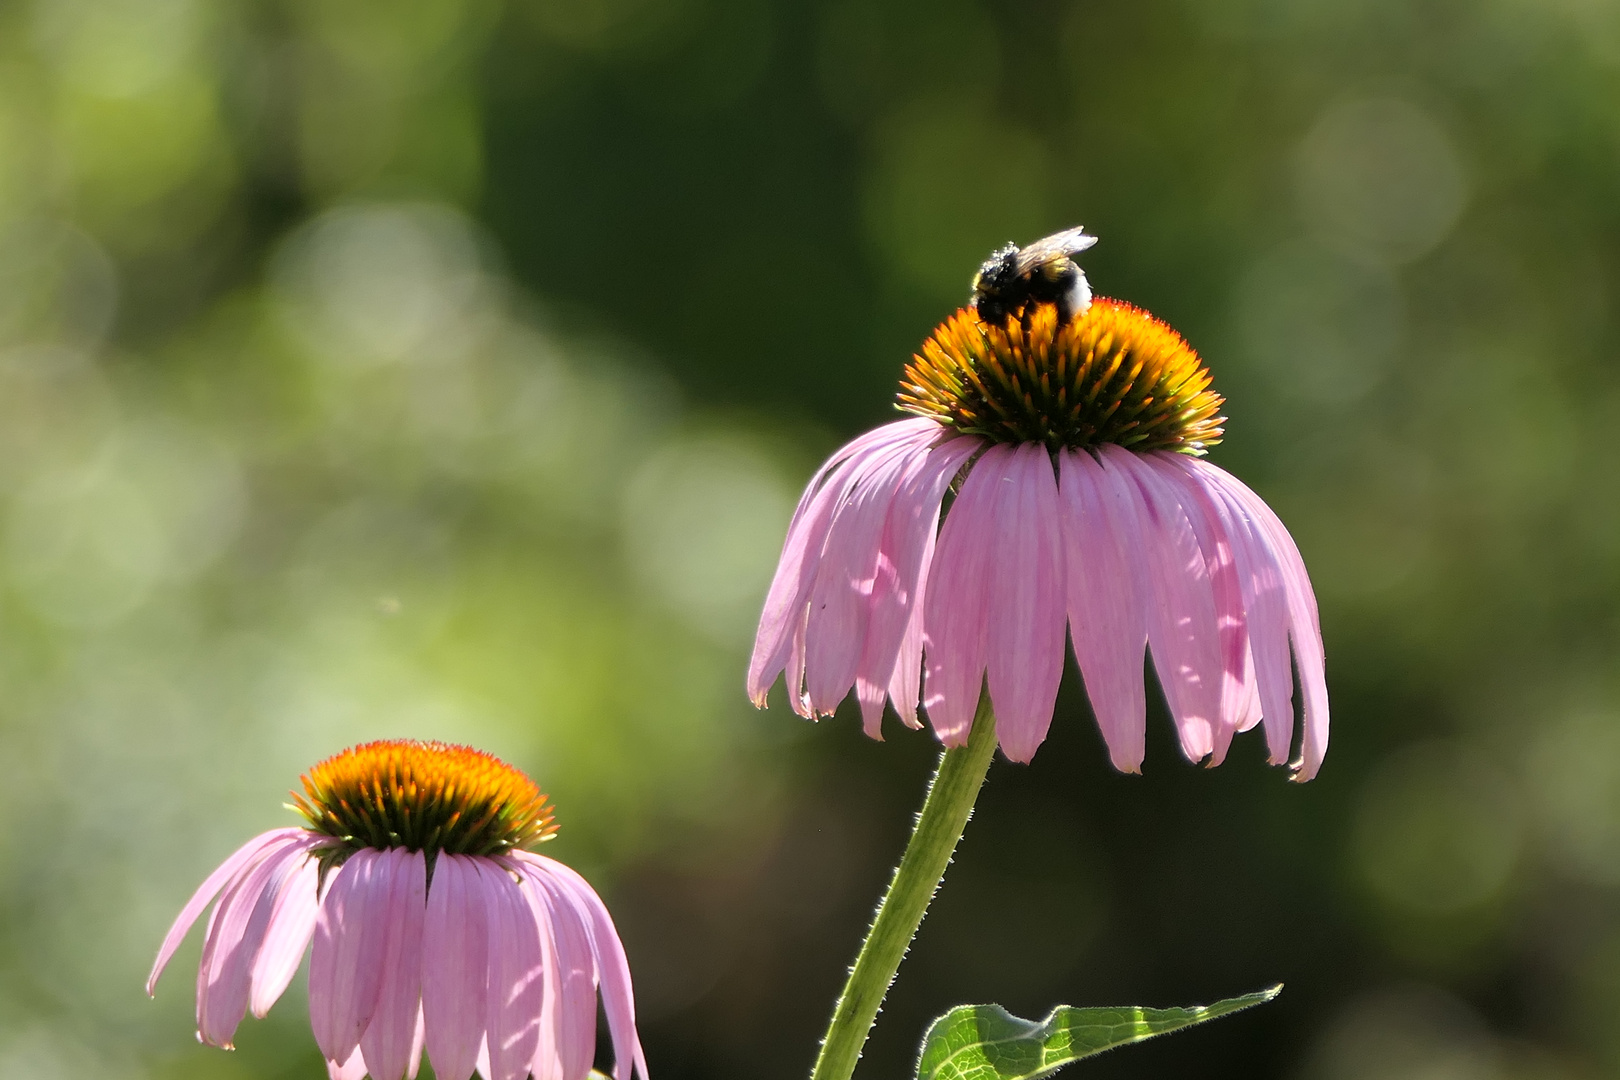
[0,0,1615,1077]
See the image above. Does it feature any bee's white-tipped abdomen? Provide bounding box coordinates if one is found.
[1067,273,1093,318]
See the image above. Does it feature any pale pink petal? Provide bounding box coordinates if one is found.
[801,440,918,715]
[1202,465,1329,779]
[250,849,323,1018]
[883,595,928,731]
[484,862,545,1080]
[196,835,317,1047]
[193,845,272,1043]
[407,1004,426,1080]
[530,892,565,1080]
[310,848,391,1065]
[786,423,946,716]
[1058,450,1148,772]
[1146,453,1253,766]
[784,419,934,540]
[1184,459,1295,765]
[1097,446,1221,763]
[858,435,982,735]
[514,858,597,1080]
[922,445,1010,745]
[529,856,647,1080]
[1232,649,1264,734]
[746,441,871,708]
[327,1047,368,1080]
[510,869,573,1080]
[748,420,940,709]
[148,827,309,996]
[984,444,1066,763]
[490,862,560,1080]
[423,854,491,1080]
[853,665,889,738]
[361,849,427,1080]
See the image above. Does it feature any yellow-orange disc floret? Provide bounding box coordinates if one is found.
[292,740,557,858]
[897,299,1226,454]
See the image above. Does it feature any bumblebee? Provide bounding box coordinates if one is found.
[969,226,1098,325]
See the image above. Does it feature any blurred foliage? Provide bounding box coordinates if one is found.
[0,0,1616,1079]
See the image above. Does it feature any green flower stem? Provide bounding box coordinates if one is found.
[809,694,999,1080]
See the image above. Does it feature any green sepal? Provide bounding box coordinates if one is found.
[914,984,1282,1080]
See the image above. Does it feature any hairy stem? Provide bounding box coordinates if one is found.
[809,696,999,1080]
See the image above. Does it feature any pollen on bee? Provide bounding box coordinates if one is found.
[896,299,1225,454]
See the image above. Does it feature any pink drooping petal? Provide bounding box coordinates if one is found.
[310,849,391,1065]
[1146,453,1253,766]
[484,863,546,1080]
[515,858,598,1080]
[747,431,880,708]
[423,854,491,1080]
[853,652,890,737]
[529,899,565,1080]
[1058,450,1149,772]
[530,855,647,1080]
[1099,446,1221,763]
[1184,459,1295,765]
[1202,465,1329,779]
[785,421,935,544]
[884,596,928,731]
[148,827,310,997]
[748,419,941,709]
[843,441,937,736]
[328,1047,368,1080]
[984,444,1067,763]
[249,849,323,1018]
[923,444,1011,745]
[789,422,946,717]
[1233,648,1264,734]
[801,438,919,715]
[193,841,277,1043]
[196,834,318,1047]
[408,1004,426,1080]
[361,849,427,1080]
[857,435,982,735]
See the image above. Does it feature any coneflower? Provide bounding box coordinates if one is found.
[148,740,647,1080]
[747,228,1329,1080]
[750,283,1326,777]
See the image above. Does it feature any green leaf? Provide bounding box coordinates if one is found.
[914,984,1283,1080]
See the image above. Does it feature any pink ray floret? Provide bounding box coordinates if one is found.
[150,836,647,1080]
[749,420,1329,779]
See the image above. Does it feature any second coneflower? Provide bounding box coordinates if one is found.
[148,740,646,1080]
[751,229,1330,1080]
[750,232,1326,779]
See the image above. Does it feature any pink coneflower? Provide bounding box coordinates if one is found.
[148,740,647,1080]
[749,285,1328,779]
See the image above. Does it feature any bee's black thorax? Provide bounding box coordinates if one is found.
[970,248,1088,325]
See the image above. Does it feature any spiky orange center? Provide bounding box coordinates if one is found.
[897,299,1226,454]
[292,740,556,858]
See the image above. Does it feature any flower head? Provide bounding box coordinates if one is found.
[898,300,1225,454]
[749,251,1328,779]
[149,740,647,1080]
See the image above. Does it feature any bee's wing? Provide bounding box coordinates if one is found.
[1013,226,1098,276]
